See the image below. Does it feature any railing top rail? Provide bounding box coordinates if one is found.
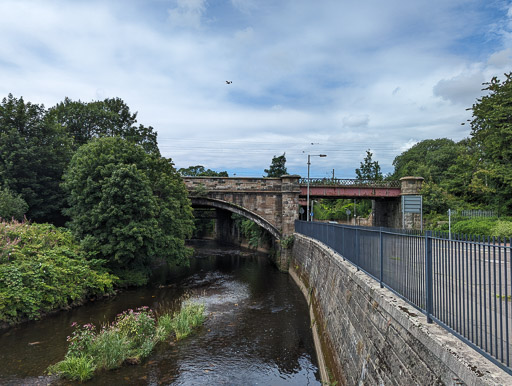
[299,178,401,188]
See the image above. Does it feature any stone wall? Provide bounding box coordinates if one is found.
[291,233,512,385]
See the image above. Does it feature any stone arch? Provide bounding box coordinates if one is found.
[190,197,281,240]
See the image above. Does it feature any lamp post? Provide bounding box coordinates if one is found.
[307,154,327,221]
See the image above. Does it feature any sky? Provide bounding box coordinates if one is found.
[1,0,512,178]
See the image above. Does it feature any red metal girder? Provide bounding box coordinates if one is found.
[300,186,401,198]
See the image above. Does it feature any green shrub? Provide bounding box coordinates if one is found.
[450,217,512,238]
[451,217,497,237]
[491,220,512,238]
[0,220,116,324]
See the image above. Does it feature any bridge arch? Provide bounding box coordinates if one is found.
[189,197,281,240]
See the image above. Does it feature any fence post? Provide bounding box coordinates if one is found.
[425,230,433,323]
[380,227,384,288]
[355,228,359,270]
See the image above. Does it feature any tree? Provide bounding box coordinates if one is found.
[0,94,72,224]
[62,137,194,285]
[391,139,460,183]
[0,187,28,221]
[48,97,159,154]
[469,73,512,213]
[355,150,382,181]
[178,165,228,177]
[264,153,287,177]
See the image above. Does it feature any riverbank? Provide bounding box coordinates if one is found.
[1,240,321,385]
[0,220,116,328]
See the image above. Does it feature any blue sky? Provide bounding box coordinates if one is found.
[1,0,511,178]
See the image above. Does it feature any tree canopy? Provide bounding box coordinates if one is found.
[0,94,72,224]
[62,137,194,285]
[264,153,287,177]
[178,165,228,177]
[48,97,159,154]
[391,139,459,183]
[469,73,512,212]
[0,94,161,224]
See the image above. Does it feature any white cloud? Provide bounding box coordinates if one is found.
[342,115,370,128]
[167,0,207,29]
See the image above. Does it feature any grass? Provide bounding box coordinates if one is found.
[47,355,96,382]
[90,328,131,370]
[48,302,206,381]
[170,303,206,341]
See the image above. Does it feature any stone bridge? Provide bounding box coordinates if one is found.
[184,175,301,239]
[183,175,424,240]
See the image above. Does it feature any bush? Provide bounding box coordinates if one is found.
[451,217,496,237]
[491,220,512,238]
[0,220,116,324]
[450,217,512,238]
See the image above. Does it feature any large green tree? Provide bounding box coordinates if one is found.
[264,153,287,177]
[469,73,512,213]
[0,94,72,224]
[391,139,459,183]
[62,137,194,285]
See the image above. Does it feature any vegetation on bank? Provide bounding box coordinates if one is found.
[0,220,115,325]
[48,303,206,382]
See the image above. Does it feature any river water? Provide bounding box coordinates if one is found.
[0,240,321,385]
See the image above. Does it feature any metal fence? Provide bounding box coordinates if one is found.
[298,178,401,188]
[453,209,498,219]
[295,220,512,374]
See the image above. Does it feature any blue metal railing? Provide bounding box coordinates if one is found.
[295,220,512,374]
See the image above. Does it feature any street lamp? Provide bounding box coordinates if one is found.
[307,154,327,221]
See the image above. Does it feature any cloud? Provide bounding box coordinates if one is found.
[487,48,512,68]
[167,0,207,29]
[342,115,370,128]
[433,72,486,106]
[230,0,257,14]
[0,0,510,178]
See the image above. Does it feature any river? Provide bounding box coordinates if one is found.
[0,240,321,385]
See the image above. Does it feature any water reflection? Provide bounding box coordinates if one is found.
[0,240,321,385]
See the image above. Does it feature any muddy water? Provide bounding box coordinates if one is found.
[0,240,321,385]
